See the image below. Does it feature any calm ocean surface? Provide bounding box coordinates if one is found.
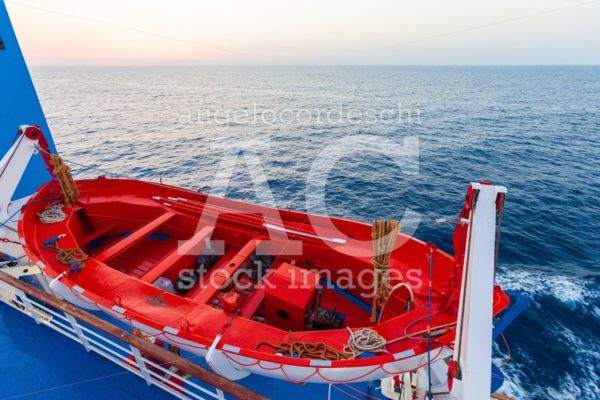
[4,66,600,399]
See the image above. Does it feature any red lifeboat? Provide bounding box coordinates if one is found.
[19,178,509,384]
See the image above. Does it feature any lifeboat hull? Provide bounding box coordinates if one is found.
[18,178,510,384]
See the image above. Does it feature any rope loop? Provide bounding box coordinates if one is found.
[344,327,388,357]
[37,202,67,223]
[256,339,354,361]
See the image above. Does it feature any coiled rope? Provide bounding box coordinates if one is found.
[256,333,354,361]
[256,328,391,361]
[255,320,457,361]
[344,327,388,357]
[43,240,88,272]
[37,203,67,224]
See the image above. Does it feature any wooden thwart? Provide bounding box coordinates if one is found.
[95,212,176,262]
[141,225,214,283]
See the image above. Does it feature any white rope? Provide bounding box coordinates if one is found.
[37,203,67,224]
[378,282,415,324]
[344,327,388,357]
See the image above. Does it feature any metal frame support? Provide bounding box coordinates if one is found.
[130,345,153,386]
[14,288,40,324]
[65,313,91,352]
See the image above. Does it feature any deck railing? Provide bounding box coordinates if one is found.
[0,270,266,400]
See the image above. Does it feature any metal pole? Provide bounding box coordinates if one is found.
[15,288,40,324]
[65,312,91,352]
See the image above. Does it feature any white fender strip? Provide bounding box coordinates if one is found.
[163,326,179,335]
[393,349,415,360]
[111,305,126,314]
[222,344,241,354]
[72,285,85,293]
[310,360,332,367]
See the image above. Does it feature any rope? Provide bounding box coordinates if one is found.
[43,240,88,272]
[35,145,139,180]
[340,384,382,400]
[378,282,415,324]
[370,219,400,323]
[256,336,354,361]
[330,385,361,400]
[499,332,512,367]
[55,247,88,266]
[49,154,80,207]
[344,327,388,357]
[37,202,67,223]
[256,320,454,362]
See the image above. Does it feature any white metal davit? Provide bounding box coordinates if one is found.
[0,125,46,267]
[450,182,507,399]
[381,182,510,400]
[0,126,42,219]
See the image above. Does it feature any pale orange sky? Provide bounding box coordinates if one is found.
[6,0,600,65]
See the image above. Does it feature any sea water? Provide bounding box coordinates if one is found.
[1,65,598,399]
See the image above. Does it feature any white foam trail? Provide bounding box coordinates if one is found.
[493,268,600,399]
[497,268,599,309]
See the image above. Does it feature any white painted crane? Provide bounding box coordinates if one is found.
[380,182,509,400]
[0,125,44,266]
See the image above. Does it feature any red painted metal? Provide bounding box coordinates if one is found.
[222,291,240,314]
[18,125,53,170]
[263,263,320,331]
[191,239,259,304]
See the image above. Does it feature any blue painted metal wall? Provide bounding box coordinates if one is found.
[0,0,56,199]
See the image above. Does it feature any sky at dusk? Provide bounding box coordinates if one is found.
[5,0,600,65]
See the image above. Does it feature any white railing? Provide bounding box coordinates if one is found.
[0,280,226,400]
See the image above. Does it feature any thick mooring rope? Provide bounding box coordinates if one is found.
[256,338,354,361]
[370,219,400,323]
[49,154,80,207]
